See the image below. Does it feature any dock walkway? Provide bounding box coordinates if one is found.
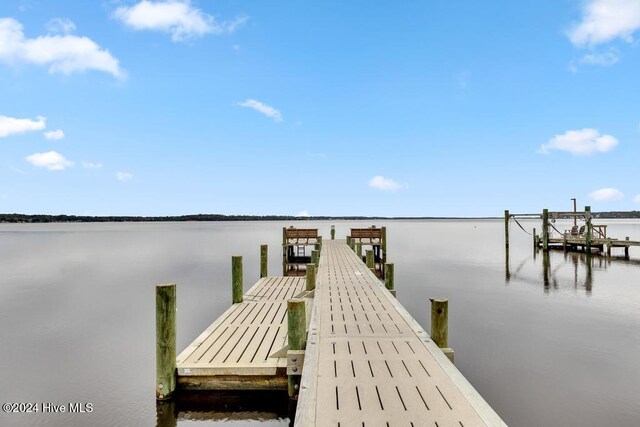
[295,240,505,426]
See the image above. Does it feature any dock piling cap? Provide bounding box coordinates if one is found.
[429,298,448,303]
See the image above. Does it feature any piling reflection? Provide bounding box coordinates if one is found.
[156,391,290,426]
[503,247,635,295]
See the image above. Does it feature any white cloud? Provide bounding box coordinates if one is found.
[82,161,103,169]
[116,171,133,181]
[0,115,46,137]
[44,129,64,140]
[580,48,620,66]
[25,151,74,170]
[46,18,76,35]
[568,0,640,47]
[295,210,310,217]
[369,175,402,191]
[0,18,125,79]
[540,128,618,155]
[113,1,248,42]
[589,187,624,201]
[237,99,283,122]
[633,194,640,203]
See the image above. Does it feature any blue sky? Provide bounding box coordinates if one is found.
[1,0,639,216]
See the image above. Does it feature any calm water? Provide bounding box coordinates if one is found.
[1,220,639,426]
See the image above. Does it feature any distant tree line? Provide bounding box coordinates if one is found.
[594,211,640,219]
[0,213,391,223]
[3,211,638,223]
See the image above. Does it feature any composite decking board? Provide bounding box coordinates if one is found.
[295,240,506,427]
[177,276,304,377]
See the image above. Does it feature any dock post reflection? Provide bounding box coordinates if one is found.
[585,254,593,294]
[156,400,177,427]
[542,250,550,292]
[505,246,510,282]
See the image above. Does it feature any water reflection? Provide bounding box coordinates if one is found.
[505,249,626,295]
[156,391,290,426]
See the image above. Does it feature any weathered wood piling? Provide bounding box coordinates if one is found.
[232,255,243,304]
[156,283,177,401]
[430,297,454,363]
[384,262,395,297]
[287,298,306,398]
[260,244,268,278]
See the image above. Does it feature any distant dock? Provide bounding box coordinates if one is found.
[505,207,639,258]
[155,227,506,426]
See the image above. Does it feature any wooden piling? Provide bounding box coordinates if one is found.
[366,249,374,269]
[356,242,362,260]
[504,210,510,250]
[232,256,243,304]
[282,227,288,275]
[533,227,537,249]
[607,239,612,258]
[430,298,453,363]
[287,298,306,398]
[306,263,316,291]
[260,245,268,278]
[625,237,630,258]
[384,263,395,297]
[381,226,387,255]
[542,209,549,251]
[331,225,335,240]
[585,206,592,253]
[349,238,355,251]
[156,283,176,400]
[311,250,319,267]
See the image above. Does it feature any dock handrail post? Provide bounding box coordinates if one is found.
[306,263,316,291]
[331,225,335,240]
[504,210,510,251]
[156,283,176,401]
[585,206,592,253]
[542,209,549,251]
[430,298,454,363]
[287,298,306,398]
[232,256,243,304]
[260,244,268,278]
[384,263,395,297]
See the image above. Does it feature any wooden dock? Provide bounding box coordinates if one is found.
[175,276,306,390]
[157,229,505,426]
[294,240,504,426]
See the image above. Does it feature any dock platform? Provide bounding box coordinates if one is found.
[176,276,305,390]
[295,240,504,426]
[162,233,505,426]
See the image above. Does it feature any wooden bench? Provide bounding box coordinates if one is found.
[350,228,382,242]
[284,228,318,244]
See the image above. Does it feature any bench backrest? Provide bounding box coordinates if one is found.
[285,228,318,239]
[350,228,382,239]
